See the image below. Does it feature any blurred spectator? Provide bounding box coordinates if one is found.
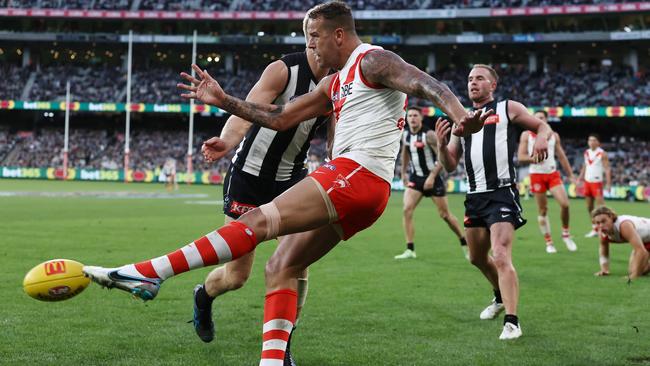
[0,0,634,11]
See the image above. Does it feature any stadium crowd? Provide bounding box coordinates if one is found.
[3,63,647,107]
[0,0,634,10]
[1,127,649,187]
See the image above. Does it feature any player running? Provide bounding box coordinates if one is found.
[83,2,488,363]
[435,64,551,340]
[591,206,650,279]
[193,47,331,366]
[517,110,577,254]
[578,134,611,237]
[394,106,468,260]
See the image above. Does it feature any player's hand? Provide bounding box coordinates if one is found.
[402,176,408,188]
[569,175,577,185]
[178,64,226,107]
[201,136,229,163]
[434,118,451,147]
[423,176,434,190]
[605,183,612,192]
[594,270,609,276]
[530,134,549,163]
[453,109,493,137]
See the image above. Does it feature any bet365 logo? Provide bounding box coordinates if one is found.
[44,261,67,276]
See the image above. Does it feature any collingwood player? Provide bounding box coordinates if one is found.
[435,64,552,340]
[192,46,330,365]
[395,106,468,260]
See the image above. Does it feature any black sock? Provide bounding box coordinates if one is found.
[196,284,215,309]
[494,289,503,304]
[407,242,414,251]
[504,314,518,326]
[460,237,467,247]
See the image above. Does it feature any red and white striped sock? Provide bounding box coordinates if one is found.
[118,221,257,281]
[259,289,297,366]
[562,226,570,238]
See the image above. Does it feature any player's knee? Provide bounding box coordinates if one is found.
[439,210,450,221]
[491,250,512,270]
[403,206,415,217]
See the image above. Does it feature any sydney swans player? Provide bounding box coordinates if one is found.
[84,2,489,364]
[592,206,650,280]
[578,134,612,237]
[517,110,577,254]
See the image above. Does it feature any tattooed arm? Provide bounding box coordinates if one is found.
[179,64,333,132]
[359,50,491,135]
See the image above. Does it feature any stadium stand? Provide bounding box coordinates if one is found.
[3,63,646,106]
[0,0,635,10]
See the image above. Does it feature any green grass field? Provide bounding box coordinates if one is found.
[1,179,648,366]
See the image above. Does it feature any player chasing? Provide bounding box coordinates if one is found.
[82,2,490,364]
[192,42,331,366]
[436,64,551,340]
[517,110,577,254]
[578,133,611,238]
[395,106,468,260]
[591,206,650,280]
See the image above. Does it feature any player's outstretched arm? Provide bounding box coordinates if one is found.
[179,64,332,132]
[359,50,491,135]
[620,221,650,279]
[202,61,289,162]
[508,101,552,163]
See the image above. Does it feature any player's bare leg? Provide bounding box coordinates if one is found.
[534,192,556,253]
[549,185,577,251]
[432,195,468,259]
[83,177,331,300]
[489,222,522,339]
[466,227,504,320]
[396,189,422,259]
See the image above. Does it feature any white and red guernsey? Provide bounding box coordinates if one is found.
[584,147,605,183]
[329,43,408,183]
[527,132,557,174]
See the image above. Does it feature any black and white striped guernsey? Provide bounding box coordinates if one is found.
[232,52,328,181]
[403,126,436,177]
[461,99,519,194]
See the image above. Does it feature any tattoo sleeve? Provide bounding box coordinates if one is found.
[222,94,285,130]
[361,50,467,124]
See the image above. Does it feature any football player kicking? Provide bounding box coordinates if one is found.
[83,2,489,364]
[591,206,650,280]
[192,42,331,365]
[517,110,577,254]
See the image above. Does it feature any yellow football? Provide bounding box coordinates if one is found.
[23,259,91,302]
